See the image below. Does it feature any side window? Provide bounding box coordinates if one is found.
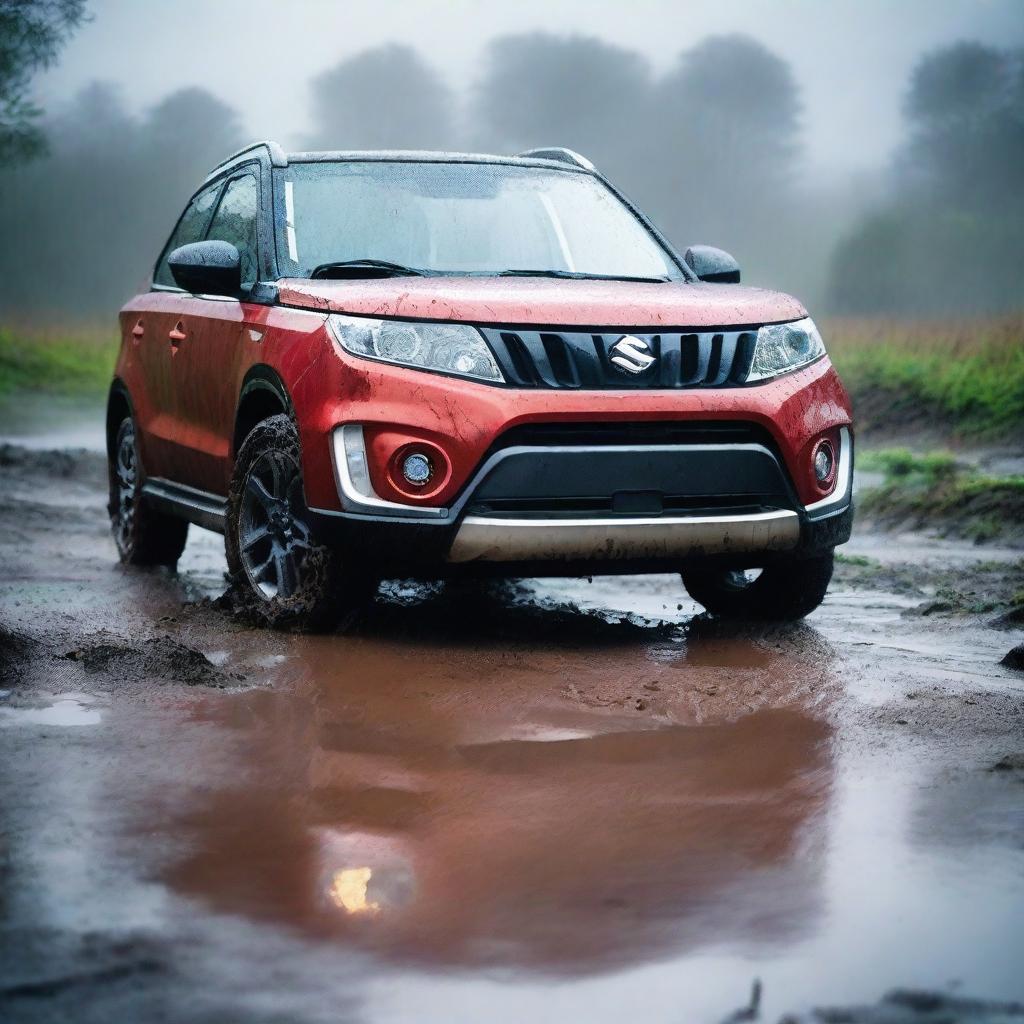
[153,185,220,287]
[206,173,259,290]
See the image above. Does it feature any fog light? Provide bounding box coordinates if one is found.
[402,452,433,486]
[813,441,835,485]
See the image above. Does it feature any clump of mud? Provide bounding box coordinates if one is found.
[0,443,105,484]
[836,555,1024,622]
[0,623,37,684]
[991,605,1024,629]
[999,643,1024,671]
[780,988,1024,1023]
[62,634,232,688]
[989,754,1024,774]
[858,476,1024,547]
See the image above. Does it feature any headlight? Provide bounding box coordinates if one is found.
[328,314,504,383]
[747,317,826,382]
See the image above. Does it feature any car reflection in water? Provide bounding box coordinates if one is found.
[164,595,836,977]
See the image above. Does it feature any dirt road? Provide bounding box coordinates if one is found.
[1,441,1023,1023]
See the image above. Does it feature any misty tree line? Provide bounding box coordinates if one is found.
[0,32,1020,319]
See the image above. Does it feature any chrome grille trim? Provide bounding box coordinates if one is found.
[480,328,758,389]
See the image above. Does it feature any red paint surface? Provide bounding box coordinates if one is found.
[116,293,329,494]
[116,282,850,513]
[306,343,851,511]
[277,277,808,328]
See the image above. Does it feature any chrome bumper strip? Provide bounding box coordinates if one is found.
[446,509,800,564]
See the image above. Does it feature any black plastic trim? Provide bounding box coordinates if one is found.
[141,478,226,533]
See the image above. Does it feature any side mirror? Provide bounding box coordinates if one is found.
[684,245,741,284]
[168,240,241,296]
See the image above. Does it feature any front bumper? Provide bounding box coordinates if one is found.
[307,422,853,574]
[296,343,854,575]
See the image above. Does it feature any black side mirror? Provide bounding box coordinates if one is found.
[168,240,241,296]
[684,245,741,284]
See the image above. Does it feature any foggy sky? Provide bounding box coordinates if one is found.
[31,0,1024,178]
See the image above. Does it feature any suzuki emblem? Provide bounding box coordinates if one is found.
[609,335,656,375]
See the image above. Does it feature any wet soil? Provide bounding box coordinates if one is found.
[1,444,1023,1023]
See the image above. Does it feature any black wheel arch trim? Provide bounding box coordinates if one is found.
[233,365,296,457]
[105,379,137,463]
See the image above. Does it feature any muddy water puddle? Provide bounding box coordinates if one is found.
[0,692,103,727]
[2,440,1023,1021]
[4,579,1022,1023]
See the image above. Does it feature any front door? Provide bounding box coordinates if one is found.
[164,170,263,495]
[134,182,222,482]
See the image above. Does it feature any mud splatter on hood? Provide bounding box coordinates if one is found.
[276,276,807,328]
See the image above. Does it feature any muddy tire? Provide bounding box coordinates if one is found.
[109,416,189,567]
[225,414,372,632]
[681,552,834,621]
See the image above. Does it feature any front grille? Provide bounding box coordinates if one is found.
[464,420,800,520]
[480,328,758,389]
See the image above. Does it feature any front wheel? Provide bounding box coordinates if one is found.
[681,552,834,621]
[225,414,374,631]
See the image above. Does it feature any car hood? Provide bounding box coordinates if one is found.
[276,276,807,328]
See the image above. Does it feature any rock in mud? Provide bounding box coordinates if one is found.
[999,643,1024,671]
[780,988,1024,1022]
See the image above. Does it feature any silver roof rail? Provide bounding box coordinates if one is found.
[204,140,288,182]
[516,147,595,171]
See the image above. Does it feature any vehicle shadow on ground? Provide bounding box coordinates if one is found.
[344,577,830,657]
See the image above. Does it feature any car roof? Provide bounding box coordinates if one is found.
[204,142,595,183]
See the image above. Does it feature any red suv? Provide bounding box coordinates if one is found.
[107,143,853,629]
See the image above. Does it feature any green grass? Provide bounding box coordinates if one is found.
[826,316,1024,438]
[858,447,1024,542]
[857,448,958,482]
[0,328,118,396]
[834,552,877,567]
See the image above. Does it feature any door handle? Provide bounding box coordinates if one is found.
[169,322,187,343]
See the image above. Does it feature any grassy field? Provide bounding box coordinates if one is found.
[825,315,1024,439]
[0,316,1021,440]
[0,327,118,397]
[857,447,1024,543]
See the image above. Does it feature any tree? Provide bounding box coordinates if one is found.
[0,81,244,316]
[648,35,800,248]
[829,42,1024,315]
[0,0,87,163]
[136,86,244,253]
[900,43,1023,211]
[305,45,457,151]
[471,32,651,174]
[906,42,1009,124]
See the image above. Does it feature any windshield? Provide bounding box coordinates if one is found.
[276,161,683,281]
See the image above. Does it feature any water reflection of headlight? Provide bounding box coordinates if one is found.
[328,867,381,915]
[318,829,414,918]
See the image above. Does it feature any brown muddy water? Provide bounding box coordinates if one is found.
[0,434,1023,1023]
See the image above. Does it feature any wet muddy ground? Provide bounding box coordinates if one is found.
[1,439,1023,1023]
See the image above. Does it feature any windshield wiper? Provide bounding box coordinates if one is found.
[495,269,671,283]
[311,259,433,280]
